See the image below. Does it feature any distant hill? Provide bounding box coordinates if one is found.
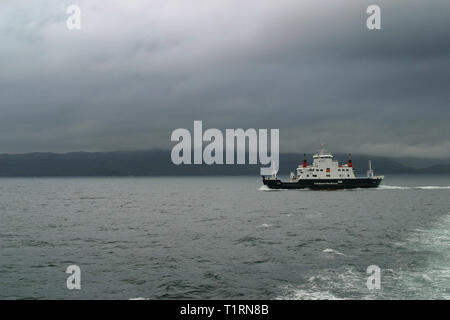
[416,164,450,174]
[0,150,448,177]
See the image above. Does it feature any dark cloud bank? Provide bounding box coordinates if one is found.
[0,0,449,160]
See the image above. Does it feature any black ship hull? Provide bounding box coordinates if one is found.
[262,176,382,190]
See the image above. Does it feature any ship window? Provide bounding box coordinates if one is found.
[313,174,317,177]
[326,174,330,177]
[320,169,323,171]
[307,175,309,177]
[347,174,350,177]
[338,169,341,171]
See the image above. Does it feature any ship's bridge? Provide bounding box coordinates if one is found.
[312,154,333,159]
[312,144,333,159]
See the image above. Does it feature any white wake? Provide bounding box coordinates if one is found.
[379,185,450,190]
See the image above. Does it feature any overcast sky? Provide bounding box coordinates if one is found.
[0,0,449,158]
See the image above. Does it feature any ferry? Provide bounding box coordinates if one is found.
[262,145,383,190]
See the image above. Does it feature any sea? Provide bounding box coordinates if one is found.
[0,175,449,300]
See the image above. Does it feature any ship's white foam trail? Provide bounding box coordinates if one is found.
[259,185,450,191]
[418,186,450,190]
[379,185,450,190]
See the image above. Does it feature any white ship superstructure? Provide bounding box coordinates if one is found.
[291,145,356,182]
[263,144,384,190]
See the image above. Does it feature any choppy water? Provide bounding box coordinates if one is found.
[0,175,449,299]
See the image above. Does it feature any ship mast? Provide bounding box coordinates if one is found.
[367,160,374,177]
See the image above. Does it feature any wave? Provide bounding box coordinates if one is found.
[259,223,273,228]
[276,288,340,300]
[322,248,347,256]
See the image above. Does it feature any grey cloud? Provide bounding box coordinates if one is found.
[0,0,449,158]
